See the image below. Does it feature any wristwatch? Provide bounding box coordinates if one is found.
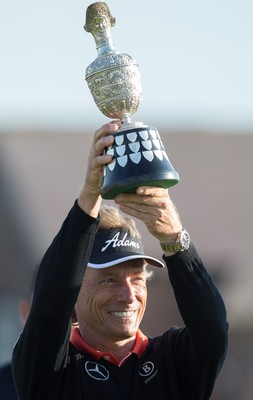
[160,228,190,252]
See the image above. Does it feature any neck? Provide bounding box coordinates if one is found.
[79,328,136,361]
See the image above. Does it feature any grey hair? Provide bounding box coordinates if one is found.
[98,204,141,239]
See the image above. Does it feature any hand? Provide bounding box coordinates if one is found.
[114,186,182,243]
[78,120,121,217]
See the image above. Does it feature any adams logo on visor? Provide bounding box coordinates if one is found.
[101,232,141,252]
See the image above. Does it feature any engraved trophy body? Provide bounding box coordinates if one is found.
[84,2,179,199]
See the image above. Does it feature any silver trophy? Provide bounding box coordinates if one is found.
[84,2,179,199]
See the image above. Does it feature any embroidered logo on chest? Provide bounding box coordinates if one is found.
[85,361,110,381]
[139,362,158,384]
[139,361,155,377]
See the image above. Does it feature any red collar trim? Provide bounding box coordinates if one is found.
[70,327,149,366]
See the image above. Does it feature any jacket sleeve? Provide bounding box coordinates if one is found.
[164,243,228,398]
[12,200,99,399]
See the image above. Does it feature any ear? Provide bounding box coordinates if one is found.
[18,300,31,325]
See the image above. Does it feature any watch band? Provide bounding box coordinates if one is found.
[160,228,190,253]
[160,241,183,252]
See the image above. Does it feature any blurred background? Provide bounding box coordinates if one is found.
[1,1,253,398]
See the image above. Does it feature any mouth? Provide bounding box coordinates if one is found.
[109,311,136,318]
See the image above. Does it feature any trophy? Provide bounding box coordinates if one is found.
[84,2,179,199]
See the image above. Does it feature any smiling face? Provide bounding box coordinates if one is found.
[74,259,148,349]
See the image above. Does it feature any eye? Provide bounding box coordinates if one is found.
[132,276,146,286]
[100,277,115,285]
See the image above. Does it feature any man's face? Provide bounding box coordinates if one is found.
[75,259,148,346]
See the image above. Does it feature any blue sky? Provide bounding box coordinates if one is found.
[1,0,253,131]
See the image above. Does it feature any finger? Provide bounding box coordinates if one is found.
[93,134,115,158]
[93,120,121,144]
[115,190,168,208]
[117,199,166,219]
[115,188,168,216]
[136,186,169,197]
[91,120,121,163]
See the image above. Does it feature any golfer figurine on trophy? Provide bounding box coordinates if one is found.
[84,2,179,199]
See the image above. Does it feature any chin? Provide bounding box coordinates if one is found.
[115,326,138,340]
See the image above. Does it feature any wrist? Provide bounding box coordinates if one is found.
[159,232,180,244]
[78,192,102,218]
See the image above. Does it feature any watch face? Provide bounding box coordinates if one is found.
[180,230,190,250]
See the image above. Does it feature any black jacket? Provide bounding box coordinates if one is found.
[12,201,228,399]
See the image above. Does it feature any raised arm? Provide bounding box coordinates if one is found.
[12,121,120,399]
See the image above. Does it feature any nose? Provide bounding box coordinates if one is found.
[116,280,136,303]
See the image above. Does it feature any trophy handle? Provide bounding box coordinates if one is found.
[84,2,116,56]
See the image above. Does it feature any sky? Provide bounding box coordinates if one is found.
[1,0,253,132]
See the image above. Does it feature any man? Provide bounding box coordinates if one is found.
[12,120,228,399]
